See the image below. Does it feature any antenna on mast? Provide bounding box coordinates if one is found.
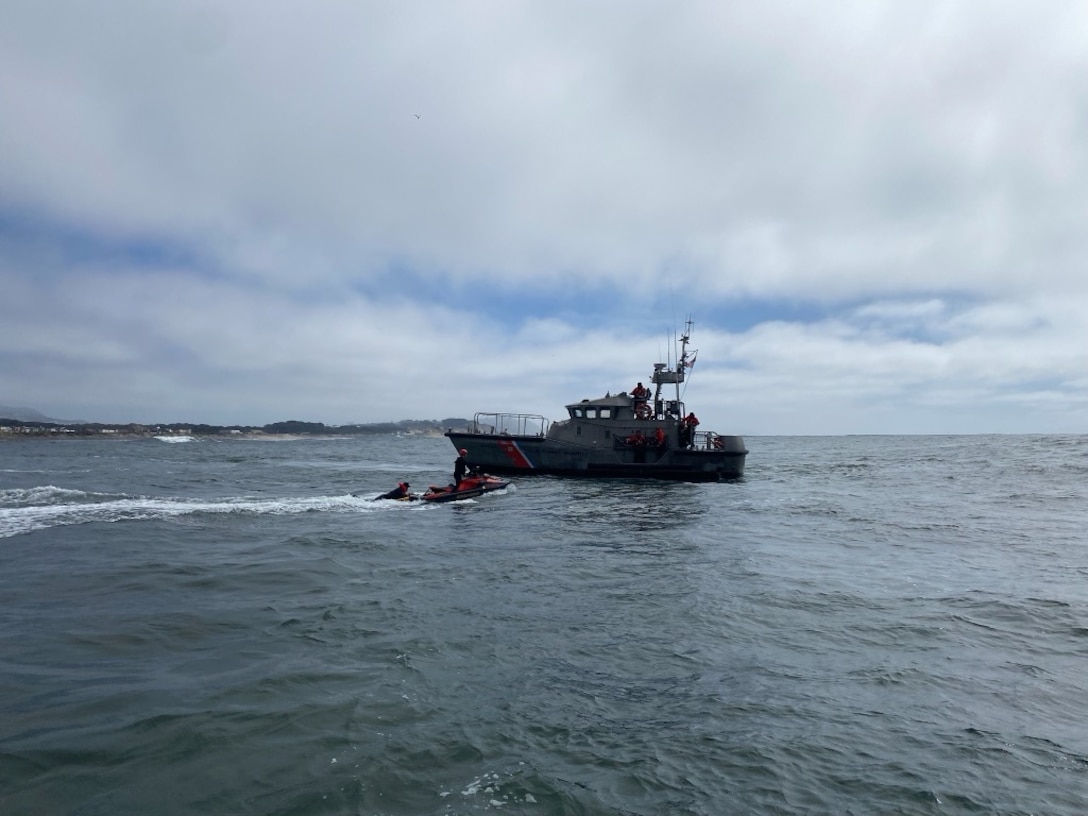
[678,317,693,368]
[677,316,698,402]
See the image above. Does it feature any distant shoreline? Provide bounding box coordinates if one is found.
[0,429,451,442]
[0,418,463,441]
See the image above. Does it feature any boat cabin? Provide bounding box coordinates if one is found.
[566,393,685,423]
[545,389,697,455]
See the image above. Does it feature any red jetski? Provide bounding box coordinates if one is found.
[419,473,510,503]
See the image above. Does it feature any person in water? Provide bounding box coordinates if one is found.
[377,481,410,500]
[454,448,469,486]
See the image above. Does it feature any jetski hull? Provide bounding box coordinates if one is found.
[420,476,510,503]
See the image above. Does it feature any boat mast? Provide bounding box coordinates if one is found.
[676,318,693,407]
[651,318,693,419]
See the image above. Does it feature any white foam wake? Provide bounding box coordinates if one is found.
[0,490,395,539]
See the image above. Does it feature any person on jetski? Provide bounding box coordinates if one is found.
[454,449,469,486]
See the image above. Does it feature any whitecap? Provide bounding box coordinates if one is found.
[0,485,104,507]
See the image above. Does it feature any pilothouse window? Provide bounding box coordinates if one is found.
[572,406,611,420]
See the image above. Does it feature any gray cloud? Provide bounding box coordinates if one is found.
[2,1,1086,432]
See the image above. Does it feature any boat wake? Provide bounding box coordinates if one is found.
[0,485,397,539]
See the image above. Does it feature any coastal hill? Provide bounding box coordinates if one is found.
[0,404,87,425]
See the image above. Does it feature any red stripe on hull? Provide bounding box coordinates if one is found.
[497,438,534,469]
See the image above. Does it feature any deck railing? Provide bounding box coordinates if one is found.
[469,412,550,437]
[693,431,730,450]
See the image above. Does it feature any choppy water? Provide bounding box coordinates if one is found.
[1,434,1086,815]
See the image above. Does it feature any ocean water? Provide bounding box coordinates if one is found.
[1,433,1086,815]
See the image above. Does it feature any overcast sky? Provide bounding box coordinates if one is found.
[2,1,1086,434]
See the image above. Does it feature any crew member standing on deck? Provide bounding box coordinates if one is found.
[454,448,469,486]
[681,412,700,448]
[631,382,650,419]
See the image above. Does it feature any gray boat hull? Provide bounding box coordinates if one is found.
[445,431,746,482]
